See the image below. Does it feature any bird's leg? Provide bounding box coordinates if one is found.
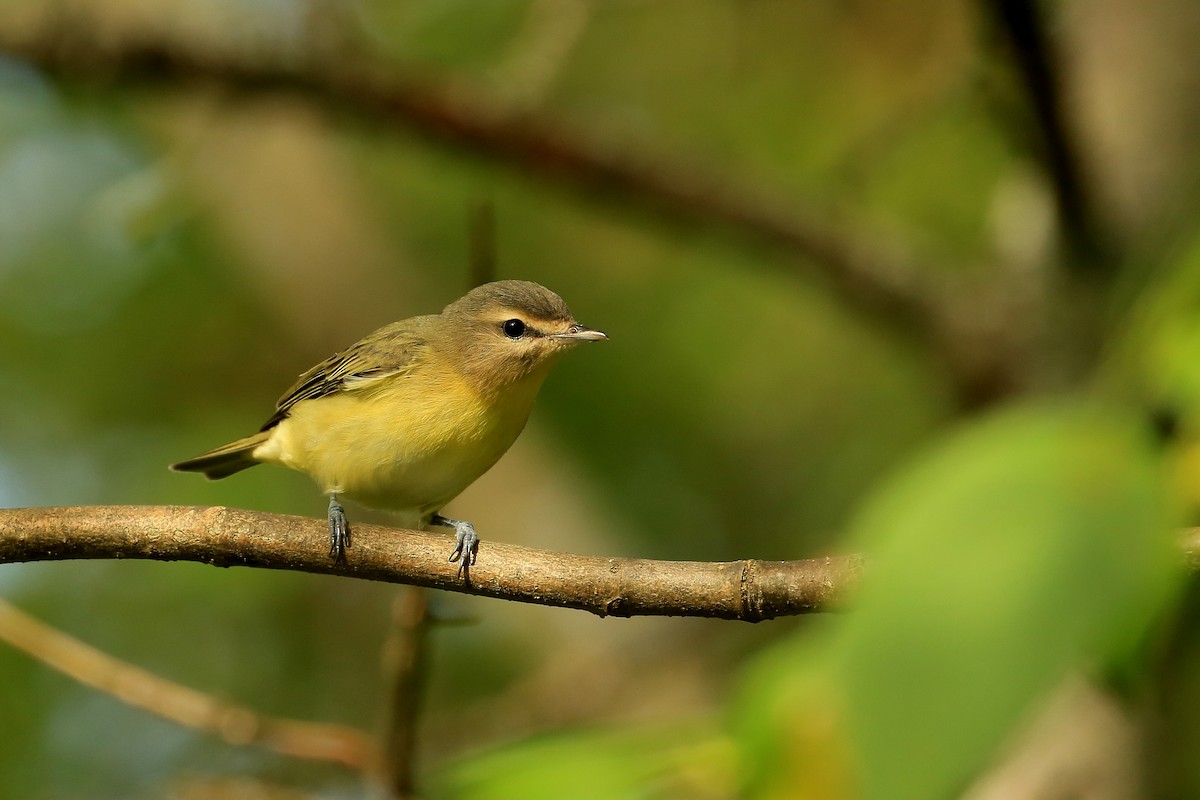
[431,513,478,576]
[328,494,350,564]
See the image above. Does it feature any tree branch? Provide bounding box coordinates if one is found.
[379,589,431,798]
[0,506,860,622]
[0,8,1016,406]
[982,0,1112,272]
[0,597,376,769]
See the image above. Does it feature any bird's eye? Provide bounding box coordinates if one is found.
[502,319,526,339]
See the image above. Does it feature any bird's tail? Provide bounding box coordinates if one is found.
[170,431,270,480]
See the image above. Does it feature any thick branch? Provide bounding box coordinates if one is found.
[0,506,860,622]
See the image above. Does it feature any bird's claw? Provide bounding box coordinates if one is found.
[435,515,478,578]
[328,499,350,564]
[449,521,478,569]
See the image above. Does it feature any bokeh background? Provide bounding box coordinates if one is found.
[3,1,1200,798]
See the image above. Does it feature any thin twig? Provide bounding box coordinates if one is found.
[0,506,860,621]
[0,597,376,770]
[468,199,498,289]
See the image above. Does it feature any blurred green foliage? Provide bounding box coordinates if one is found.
[3,0,1200,798]
[833,405,1178,800]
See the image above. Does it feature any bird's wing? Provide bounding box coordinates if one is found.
[260,320,429,431]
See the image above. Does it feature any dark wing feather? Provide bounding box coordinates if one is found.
[260,320,429,431]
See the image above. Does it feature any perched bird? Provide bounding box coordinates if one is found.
[171,280,606,571]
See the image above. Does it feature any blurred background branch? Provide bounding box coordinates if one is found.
[0,597,376,770]
[982,0,1112,273]
[0,1,1023,407]
[467,198,498,289]
[379,589,431,798]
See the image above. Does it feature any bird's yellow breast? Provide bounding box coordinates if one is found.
[252,359,549,515]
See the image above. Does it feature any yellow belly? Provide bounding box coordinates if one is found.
[252,369,543,514]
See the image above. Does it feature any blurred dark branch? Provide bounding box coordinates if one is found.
[983,0,1112,272]
[0,9,1018,406]
[379,590,430,799]
[0,597,376,770]
[0,506,860,621]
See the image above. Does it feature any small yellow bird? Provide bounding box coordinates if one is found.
[171,280,606,570]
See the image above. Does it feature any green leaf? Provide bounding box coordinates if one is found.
[1102,230,1200,426]
[834,403,1180,800]
[730,621,855,800]
[429,723,734,800]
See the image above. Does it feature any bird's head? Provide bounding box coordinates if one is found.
[441,280,606,394]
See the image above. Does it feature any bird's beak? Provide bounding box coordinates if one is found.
[551,324,608,342]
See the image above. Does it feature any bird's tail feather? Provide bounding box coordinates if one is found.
[170,432,270,480]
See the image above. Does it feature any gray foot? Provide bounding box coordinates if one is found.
[328,495,350,564]
[431,513,478,577]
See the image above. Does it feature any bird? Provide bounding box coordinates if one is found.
[171,280,606,572]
